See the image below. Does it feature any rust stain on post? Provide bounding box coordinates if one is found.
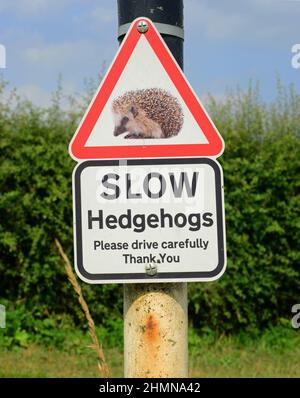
[142,314,160,370]
[144,314,159,342]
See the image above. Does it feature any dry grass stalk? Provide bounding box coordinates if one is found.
[55,239,110,378]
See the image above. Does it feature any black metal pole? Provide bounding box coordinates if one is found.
[117,0,184,69]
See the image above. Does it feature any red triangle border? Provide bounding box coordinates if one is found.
[69,18,224,160]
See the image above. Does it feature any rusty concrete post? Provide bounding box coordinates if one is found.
[117,0,188,378]
[124,283,188,378]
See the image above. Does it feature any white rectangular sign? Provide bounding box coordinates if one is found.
[73,158,226,283]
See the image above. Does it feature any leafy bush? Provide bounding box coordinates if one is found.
[0,77,299,341]
[189,81,300,332]
[0,298,123,351]
[0,78,123,335]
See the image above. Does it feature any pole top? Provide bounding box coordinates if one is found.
[118,0,183,28]
[117,0,184,71]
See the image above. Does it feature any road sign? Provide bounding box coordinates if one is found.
[72,158,226,283]
[69,17,224,161]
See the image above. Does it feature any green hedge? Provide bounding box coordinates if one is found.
[0,79,299,334]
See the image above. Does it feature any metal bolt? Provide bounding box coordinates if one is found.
[145,263,157,276]
[137,20,149,33]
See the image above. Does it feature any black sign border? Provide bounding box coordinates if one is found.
[74,158,225,282]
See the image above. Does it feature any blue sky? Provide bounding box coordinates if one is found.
[0,0,299,106]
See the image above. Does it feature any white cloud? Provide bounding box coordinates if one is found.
[89,6,115,24]
[185,0,244,40]
[17,83,51,107]
[0,0,73,17]
[0,0,117,23]
[18,38,112,105]
[23,39,101,70]
[185,0,300,44]
[15,81,82,109]
[2,83,53,109]
[71,3,116,34]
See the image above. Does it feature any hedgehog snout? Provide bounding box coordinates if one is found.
[114,116,129,136]
[114,125,126,136]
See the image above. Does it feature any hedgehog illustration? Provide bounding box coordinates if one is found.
[112,88,184,139]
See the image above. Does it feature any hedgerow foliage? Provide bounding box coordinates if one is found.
[0,78,299,334]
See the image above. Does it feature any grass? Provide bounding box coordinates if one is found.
[1,326,300,378]
[189,325,300,377]
[190,340,300,377]
[0,346,123,378]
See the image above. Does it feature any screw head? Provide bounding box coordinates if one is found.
[145,263,157,276]
[137,20,149,33]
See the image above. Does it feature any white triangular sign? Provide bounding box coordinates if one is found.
[69,17,224,160]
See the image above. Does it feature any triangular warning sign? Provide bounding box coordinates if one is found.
[69,17,224,160]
